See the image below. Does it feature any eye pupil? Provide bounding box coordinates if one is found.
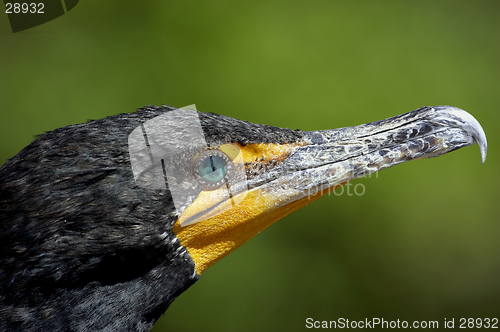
[199,155,227,183]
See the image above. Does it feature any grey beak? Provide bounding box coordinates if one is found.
[268,106,487,195]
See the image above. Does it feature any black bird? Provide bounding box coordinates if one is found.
[0,105,487,331]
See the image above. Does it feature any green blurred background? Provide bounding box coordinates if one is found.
[1,1,499,331]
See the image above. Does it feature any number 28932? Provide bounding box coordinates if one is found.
[5,3,45,14]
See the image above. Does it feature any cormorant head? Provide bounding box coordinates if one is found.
[129,105,487,274]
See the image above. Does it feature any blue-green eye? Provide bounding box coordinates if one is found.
[199,155,227,183]
[193,150,232,189]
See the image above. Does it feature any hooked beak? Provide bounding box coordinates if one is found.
[252,105,487,197]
